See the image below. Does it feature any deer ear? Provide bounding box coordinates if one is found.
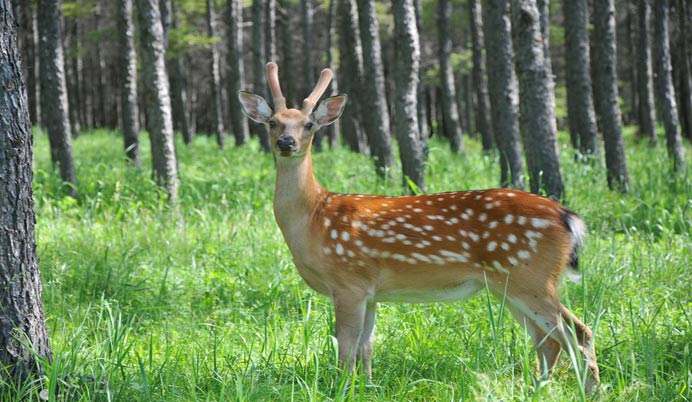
[312,95,347,126]
[238,91,273,123]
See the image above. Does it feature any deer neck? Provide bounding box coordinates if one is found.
[273,151,325,233]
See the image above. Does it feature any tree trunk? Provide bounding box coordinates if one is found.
[652,0,685,171]
[159,0,171,46]
[592,0,629,192]
[38,0,77,196]
[675,0,691,140]
[66,18,82,135]
[227,0,248,146]
[322,0,339,149]
[94,3,107,128]
[301,0,314,101]
[437,0,463,152]
[392,0,425,191]
[357,0,394,175]
[278,0,296,105]
[512,0,564,199]
[413,0,429,143]
[265,0,277,62]
[18,0,39,125]
[337,0,367,153]
[484,0,525,188]
[536,0,557,134]
[206,0,225,148]
[251,0,271,152]
[637,0,657,143]
[625,2,639,124]
[137,0,179,201]
[168,2,192,145]
[0,1,52,380]
[469,0,493,151]
[117,0,140,165]
[563,0,598,155]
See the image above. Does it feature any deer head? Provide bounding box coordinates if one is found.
[238,62,347,158]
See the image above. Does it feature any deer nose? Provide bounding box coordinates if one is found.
[276,136,296,151]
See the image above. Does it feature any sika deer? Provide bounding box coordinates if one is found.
[238,62,600,393]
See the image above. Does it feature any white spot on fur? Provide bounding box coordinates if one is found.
[531,218,551,228]
[508,256,518,266]
[488,221,498,229]
[501,242,510,251]
[341,232,350,241]
[487,241,497,251]
[504,214,514,224]
[492,261,509,274]
[517,216,527,225]
[330,229,338,239]
[478,213,487,222]
[335,243,344,255]
[508,233,518,243]
[517,250,531,260]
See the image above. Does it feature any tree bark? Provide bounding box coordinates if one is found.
[512,0,564,199]
[563,0,598,155]
[93,2,107,128]
[227,0,248,146]
[265,0,277,62]
[437,0,463,152]
[66,18,81,135]
[38,0,77,196]
[251,0,271,152]
[637,0,657,143]
[357,0,394,175]
[17,0,39,124]
[337,0,367,153]
[278,0,296,105]
[652,0,685,171]
[625,2,639,124]
[469,0,493,151]
[413,0,429,143]
[322,0,339,149]
[206,0,225,148]
[484,0,525,188]
[0,1,52,380]
[301,0,314,100]
[168,1,192,145]
[674,0,691,140]
[392,0,425,191]
[536,0,557,134]
[592,0,630,192]
[137,0,179,201]
[117,0,140,165]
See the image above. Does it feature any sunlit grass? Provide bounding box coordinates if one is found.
[2,126,689,400]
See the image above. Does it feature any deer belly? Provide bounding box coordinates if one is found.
[375,281,481,303]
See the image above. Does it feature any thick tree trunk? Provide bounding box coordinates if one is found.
[563,0,598,155]
[484,0,525,189]
[137,0,179,201]
[357,0,394,175]
[0,1,52,380]
[512,0,564,199]
[392,0,425,191]
[38,0,77,196]
[674,0,691,140]
[117,0,140,165]
[206,0,225,148]
[322,0,339,149]
[536,0,557,134]
[168,2,192,144]
[278,0,296,105]
[265,0,277,62]
[592,0,629,192]
[337,0,367,153]
[637,0,657,143]
[469,0,493,151]
[437,0,463,152]
[652,0,685,171]
[252,0,271,152]
[18,0,39,124]
[227,0,248,146]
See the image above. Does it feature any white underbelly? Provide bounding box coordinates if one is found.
[374,281,481,303]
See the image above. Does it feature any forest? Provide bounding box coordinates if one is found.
[0,0,690,400]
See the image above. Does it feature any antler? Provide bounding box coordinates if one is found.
[266,62,287,112]
[302,68,334,114]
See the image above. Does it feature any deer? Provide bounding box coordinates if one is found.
[238,62,600,393]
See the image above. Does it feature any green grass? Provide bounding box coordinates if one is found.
[2,127,690,401]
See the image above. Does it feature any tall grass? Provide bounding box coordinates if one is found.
[2,127,689,401]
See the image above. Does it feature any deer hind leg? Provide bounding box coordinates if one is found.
[357,302,377,380]
[560,303,600,392]
[507,305,562,377]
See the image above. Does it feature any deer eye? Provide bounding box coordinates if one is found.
[305,122,314,130]
[268,120,277,128]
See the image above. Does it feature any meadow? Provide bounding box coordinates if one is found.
[2,127,689,401]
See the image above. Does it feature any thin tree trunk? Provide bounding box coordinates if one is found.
[18,0,39,124]
[38,0,77,196]
[625,2,639,124]
[337,0,367,153]
[437,0,463,152]
[392,0,425,191]
[357,0,394,175]
[322,0,339,149]
[137,0,179,201]
[653,0,685,171]
[592,0,629,192]
[206,0,225,148]
[637,0,657,143]
[227,0,248,146]
[512,0,564,199]
[252,0,270,152]
[536,0,557,134]
[469,0,493,151]
[265,0,277,62]
[67,18,82,135]
[0,1,52,381]
[117,0,140,165]
[413,0,429,143]
[675,0,691,140]
[168,1,192,144]
[278,0,296,105]
[484,0,525,188]
[94,2,106,127]
[563,0,598,155]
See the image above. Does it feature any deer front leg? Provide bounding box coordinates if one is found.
[333,292,367,373]
[358,302,377,380]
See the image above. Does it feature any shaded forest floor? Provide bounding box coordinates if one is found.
[3,128,690,401]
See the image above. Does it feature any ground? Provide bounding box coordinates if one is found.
[2,127,689,401]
